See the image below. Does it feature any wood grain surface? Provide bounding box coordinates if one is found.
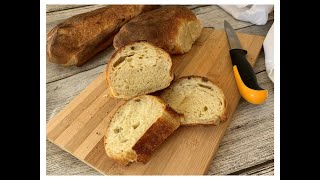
[46,28,265,175]
[46,5,274,175]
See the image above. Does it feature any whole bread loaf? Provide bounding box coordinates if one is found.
[46,5,159,66]
[104,95,181,165]
[113,6,203,54]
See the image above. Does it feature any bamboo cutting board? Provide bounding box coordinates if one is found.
[46,28,264,175]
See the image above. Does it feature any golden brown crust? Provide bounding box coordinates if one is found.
[47,5,159,66]
[220,98,228,122]
[113,6,202,54]
[132,100,181,163]
[104,62,117,98]
[105,41,174,99]
[104,95,181,165]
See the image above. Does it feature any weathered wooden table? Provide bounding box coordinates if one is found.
[46,5,274,175]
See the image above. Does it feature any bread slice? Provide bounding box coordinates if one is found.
[104,95,181,165]
[106,41,174,98]
[160,76,228,125]
[113,6,203,54]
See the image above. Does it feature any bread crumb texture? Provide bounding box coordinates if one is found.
[107,42,173,98]
[160,76,227,125]
[105,95,180,165]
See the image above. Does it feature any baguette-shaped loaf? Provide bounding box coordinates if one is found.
[46,5,159,66]
[113,6,203,54]
[106,41,173,98]
[104,95,182,165]
[160,76,228,125]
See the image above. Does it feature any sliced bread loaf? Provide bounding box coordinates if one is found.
[104,95,181,165]
[106,42,174,98]
[160,76,228,125]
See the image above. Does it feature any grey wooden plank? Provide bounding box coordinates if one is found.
[46,140,101,175]
[46,5,273,83]
[46,65,106,121]
[233,161,274,175]
[46,5,107,32]
[185,5,212,10]
[46,46,115,83]
[237,20,274,36]
[45,4,206,13]
[46,5,92,13]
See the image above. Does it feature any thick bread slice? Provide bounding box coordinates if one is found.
[46,5,159,66]
[160,76,228,125]
[104,95,182,165]
[106,41,174,98]
[113,6,203,54]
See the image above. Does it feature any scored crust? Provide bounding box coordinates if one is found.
[105,41,174,98]
[104,95,182,165]
[46,5,159,66]
[160,75,228,126]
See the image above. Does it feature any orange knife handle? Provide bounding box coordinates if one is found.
[229,49,268,104]
[233,65,268,104]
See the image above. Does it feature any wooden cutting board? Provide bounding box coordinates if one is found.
[46,28,264,175]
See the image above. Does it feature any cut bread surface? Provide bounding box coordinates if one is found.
[106,42,173,98]
[104,95,181,165]
[160,76,227,125]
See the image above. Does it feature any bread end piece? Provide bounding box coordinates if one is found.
[133,105,181,163]
[104,95,182,165]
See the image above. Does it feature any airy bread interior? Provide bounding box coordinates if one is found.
[105,96,164,163]
[107,42,173,98]
[160,76,227,125]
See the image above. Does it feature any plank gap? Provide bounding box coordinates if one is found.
[46,64,106,84]
[256,70,267,75]
[229,159,274,175]
[188,5,212,10]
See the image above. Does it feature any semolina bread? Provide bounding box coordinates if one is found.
[106,41,174,99]
[113,6,203,54]
[160,76,228,125]
[104,95,182,165]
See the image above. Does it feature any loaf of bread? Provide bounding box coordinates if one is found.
[106,41,174,98]
[113,6,203,54]
[104,95,181,165]
[160,76,228,125]
[46,5,159,66]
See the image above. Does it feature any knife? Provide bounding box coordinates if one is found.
[224,20,268,104]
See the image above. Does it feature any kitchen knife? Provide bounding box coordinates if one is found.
[224,20,268,104]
